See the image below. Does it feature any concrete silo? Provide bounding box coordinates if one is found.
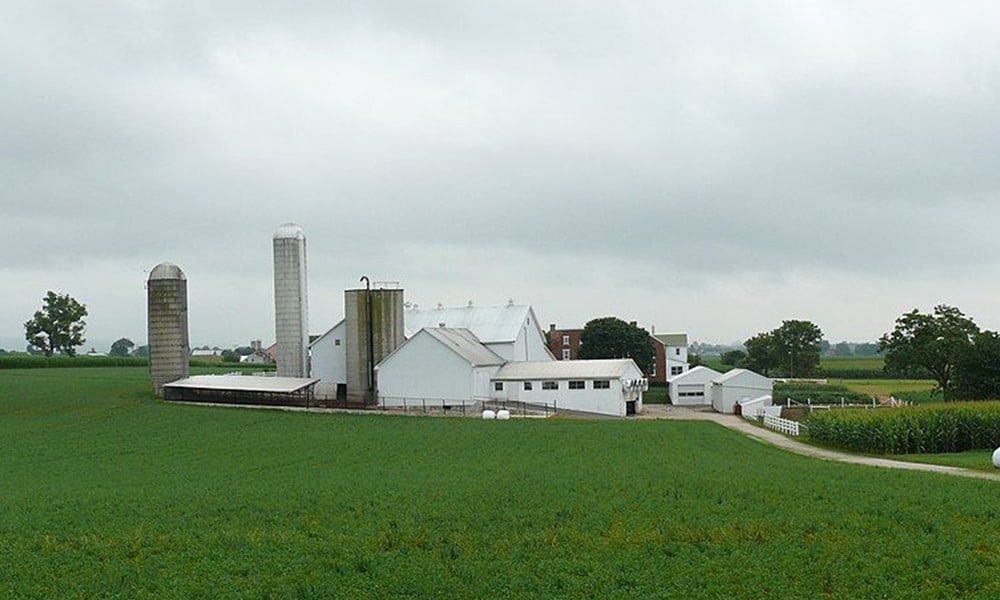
[147,262,189,397]
[345,281,404,404]
[272,223,309,378]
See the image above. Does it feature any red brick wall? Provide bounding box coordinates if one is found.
[548,326,582,360]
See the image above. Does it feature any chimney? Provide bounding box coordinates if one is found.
[629,320,637,327]
[550,323,556,332]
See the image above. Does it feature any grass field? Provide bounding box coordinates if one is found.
[3,368,1000,598]
[891,450,997,472]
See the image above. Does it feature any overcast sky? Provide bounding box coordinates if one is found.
[2,1,999,351]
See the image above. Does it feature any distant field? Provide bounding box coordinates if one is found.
[3,368,1000,598]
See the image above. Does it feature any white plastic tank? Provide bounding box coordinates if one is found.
[992,447,1000,468]
[497,409,511,420]
[482,409,496,420]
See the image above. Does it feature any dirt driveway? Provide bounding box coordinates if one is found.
[641,404,1000,482]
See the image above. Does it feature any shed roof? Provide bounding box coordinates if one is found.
[404,304,536,343]
[308,319,345,349]
[163,375,319,393]
[420,327,506,366]
[653,333,688,347]
[493,359,639,381]
[666,365,722,384]
[713,368,771,385]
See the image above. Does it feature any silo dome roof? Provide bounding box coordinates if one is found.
[149,262,186,281]
[273,223,306,240]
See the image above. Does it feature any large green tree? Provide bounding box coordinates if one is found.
[577,317,654,373]
[774,320,824,377]
[743,320,823,377]
[109,337,135,357]
[24,291,88,357]
[878,305,979,400]
[952,331,1000,400]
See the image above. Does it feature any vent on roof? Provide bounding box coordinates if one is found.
[438,322,446,328]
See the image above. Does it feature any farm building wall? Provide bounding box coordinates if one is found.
[668,366,722,405]
[711,370,773,414]
[310,320,346,398]
[377,330,484,408]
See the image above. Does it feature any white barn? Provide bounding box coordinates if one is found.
[376,328,505,409]
[667,365,722,406]
[491,359,646,417]
[309,319,346,399]
[711,369,773,414]
[404,303,554,362]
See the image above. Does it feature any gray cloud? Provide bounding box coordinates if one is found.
[2,1,1000,347]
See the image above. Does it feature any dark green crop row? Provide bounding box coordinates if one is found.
[808,402,1000,454]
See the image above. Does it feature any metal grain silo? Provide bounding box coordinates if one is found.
[272,223,310,378]
[147,262,189,397]
[345,281,404,404]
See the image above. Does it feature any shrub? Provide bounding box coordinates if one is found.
[807,402,1000,454]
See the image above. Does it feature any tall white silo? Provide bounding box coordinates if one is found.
[272,223,309,378]
[147,262,189,396]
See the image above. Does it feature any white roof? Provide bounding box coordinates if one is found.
[713,368,770,385]
[163,375,319,393]
[273,222,305,240]
[309,319,345,349]
[494,359,639,381]
[404,304,534,343]
[149,262,185,281]
[421,328,505,366]
[667,365,722,384]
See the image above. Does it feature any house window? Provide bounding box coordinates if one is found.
[651,360,656,377]
[524,381,532,391]
[562,348,570,360]
[334,339,341,346]
[593,380,610,389]
[494,382,504,391]
[675,348,681,356]
[542,381,558,390]
[562,335,570,345]
[671,366,684,375]
[568,380,585,390]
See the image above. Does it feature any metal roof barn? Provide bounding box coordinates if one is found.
[162,375,320,407]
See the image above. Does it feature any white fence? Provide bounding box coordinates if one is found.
[763,414,801,436]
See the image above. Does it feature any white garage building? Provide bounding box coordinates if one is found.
[376,328,505,409]
[667,365,723,406]
[711,369,773,414]
[490,359,647,417]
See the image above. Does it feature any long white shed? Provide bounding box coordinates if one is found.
[667,365,722,406]
[711,369,773,414]
[491,359,646,417]
[376,327,505,409]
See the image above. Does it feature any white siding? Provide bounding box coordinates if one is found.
[667,366,721,405]
[493,362,644,417]
[310,321,346,397]
[378,331,488,407]
[711,370,772,414]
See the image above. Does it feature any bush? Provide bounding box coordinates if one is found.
[773,382,868,405]
[807,402,1000,454]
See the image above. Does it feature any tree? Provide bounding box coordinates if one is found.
[221,349,240,363]
[133,345,149,358]
[952,330,1000,400]
[878,305,979,401]
[773,320,824,377]
[743,320,824,377]
[109,337,135,357]
[742,331,778,376]
[854,342,880,357]
[577,317,654,373]
[720,349,747,366]
[24,291,88,357]
[688,353,703,368]
[833,341,853,357]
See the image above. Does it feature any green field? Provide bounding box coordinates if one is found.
[3,368,1000,598]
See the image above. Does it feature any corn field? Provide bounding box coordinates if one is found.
[807,402,1000,454]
